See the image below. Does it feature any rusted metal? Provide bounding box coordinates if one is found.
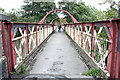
[64,19,120,78]
[90,23,95,56]
[1,15,120,78]
[26,25,29,54]
[1,22,54,76]
[1,23,10,75]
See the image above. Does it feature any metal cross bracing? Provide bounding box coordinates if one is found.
[64,19,120,78]
[1,9,120,78]
[1,9,78,78]
[1,22,54,75]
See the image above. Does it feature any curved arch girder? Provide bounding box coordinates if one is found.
[39,9,78,24]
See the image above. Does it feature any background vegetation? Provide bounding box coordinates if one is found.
[0,0,119,23]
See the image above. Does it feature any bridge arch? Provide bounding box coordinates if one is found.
[50,17,59,24]
[39,9,78,24]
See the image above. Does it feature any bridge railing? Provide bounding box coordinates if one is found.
[64,19,120,78]
[1,22,54,74]
[65,23,111,69]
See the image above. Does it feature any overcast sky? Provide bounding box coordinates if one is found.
[0,0,119,12]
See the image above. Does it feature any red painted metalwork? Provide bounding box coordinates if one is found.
[42,26,45,39]
[108,20,119,78]
[81,24,84,48]
[52,25,54,31]
[47,25,48,36]
[39,9,78,24]
[1,9,120,78]
[1,23,11,75]
[64,19,120,78]
[35,25,38,46]
[73,24,75,40]
[1,22,53,77]
[26,25,29,54]
[70,25,71,37]
[50,17,59,24]
[91,23,95,56]
[8,23,15,68]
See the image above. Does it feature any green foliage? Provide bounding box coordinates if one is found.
[64,31,68,35]
[99,0,115,5]
[14,30,22,38]
[103,8,118,19]
[8,13,18,22]
[58,2,98,23]
[20,64,29,75]
[10,64,29,75]
[0,7,9,15]
[6,0,119,23]
[97,31,108,39]
[20,2,58,23]
[99,0,120,18]
[0,7,4,13]
[88,49,99,53]
[10,71,19,75]
[21,64,26,73]
[83,68,102,78]
[88,49,101,62]
[7,2,58,23]
[101,40,107,46]
[95,54,101,62]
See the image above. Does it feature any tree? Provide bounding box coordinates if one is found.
[103,8,118,19]
[0,7,4,14]
[7,9,19,22]
[99,0,120,18]
[58,2,98,23]
[21,2,58,23]
[7,2,58,23]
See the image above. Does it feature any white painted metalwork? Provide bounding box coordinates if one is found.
[12,24,53,68]
[65,24,111,69]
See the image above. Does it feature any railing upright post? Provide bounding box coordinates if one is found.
[1,23,11,75]
[109,21,119,78]
[77,24,79,45]
[47,24,48,36]
[43,25,45,39]
[81,24,84,48]
[64,24,66,31]
[70,25,71,37]
[7,23,16,74]
[26,25,29,54]
[117,22,120,78]
[35,25,38,46]
[10,23,16,69]
[73,24,76,40]
[69,25,70,35]
[52,24,54,32]
[91,23,95,56]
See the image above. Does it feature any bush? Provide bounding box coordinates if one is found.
[82,68,102,78]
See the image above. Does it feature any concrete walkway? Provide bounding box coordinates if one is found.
[29,31,89,77]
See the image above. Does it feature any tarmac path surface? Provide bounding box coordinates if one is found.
[29,32,89,78]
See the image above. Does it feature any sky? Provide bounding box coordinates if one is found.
[0,0,119,13]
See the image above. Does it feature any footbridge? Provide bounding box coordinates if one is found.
[0,9,120,79]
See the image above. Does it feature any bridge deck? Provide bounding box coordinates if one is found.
[29,31,89,77]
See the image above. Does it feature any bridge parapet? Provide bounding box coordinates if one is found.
[64,19,120,78]
[1,22,54,76]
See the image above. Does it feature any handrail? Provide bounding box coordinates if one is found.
[1,22,54,75]
[64,19,120,78]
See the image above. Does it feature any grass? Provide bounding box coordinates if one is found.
[10,64,29,75]
[20,64,29,75]
[82,68,102,78]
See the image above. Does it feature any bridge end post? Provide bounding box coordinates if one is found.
[108,20,120,78]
